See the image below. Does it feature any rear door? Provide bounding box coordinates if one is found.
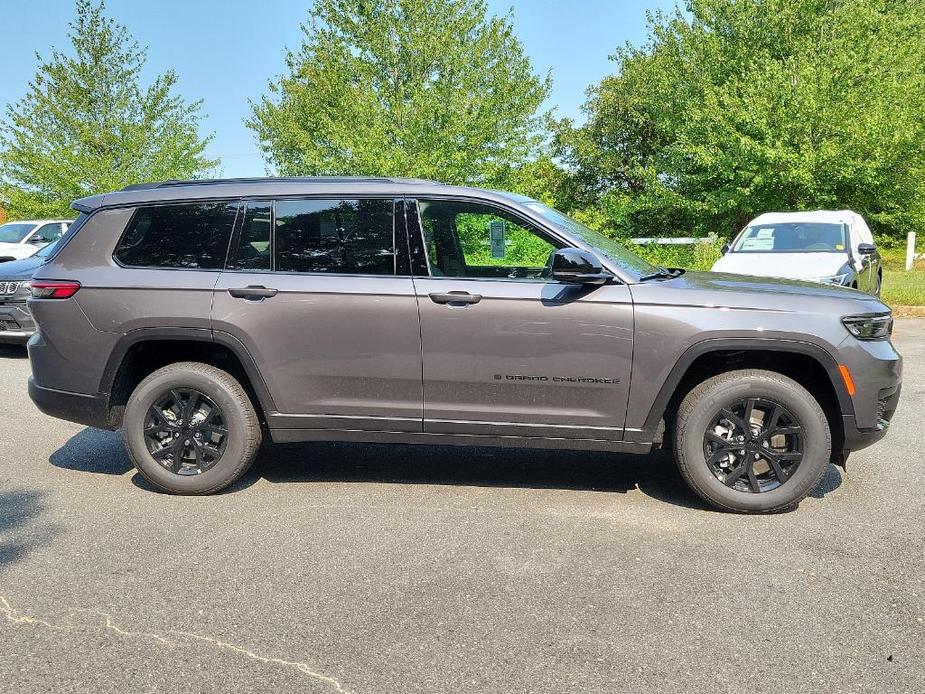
[211,197,424,433]
[406,198,634,441]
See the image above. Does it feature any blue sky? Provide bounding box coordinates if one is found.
[1,0,675,178]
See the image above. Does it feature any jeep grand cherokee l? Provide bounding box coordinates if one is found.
[27,178,902,513]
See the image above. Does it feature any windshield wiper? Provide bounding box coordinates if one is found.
[639,266,682,282]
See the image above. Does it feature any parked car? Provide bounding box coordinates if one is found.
[27,178,902,513]
[0,219,71,262]
[0,241,60,343]
[711,210,882,295]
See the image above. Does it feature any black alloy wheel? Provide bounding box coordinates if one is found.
[143,388,228,475]
[703,397,804,493]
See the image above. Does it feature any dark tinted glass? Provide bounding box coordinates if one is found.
[275,199,394,275]
[229,201,272,271]
[115,202,237,269]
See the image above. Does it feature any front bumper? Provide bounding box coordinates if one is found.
[0,301,35,343]
[842,382,902,453]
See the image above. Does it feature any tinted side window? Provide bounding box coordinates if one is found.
[228,201,272,271]
[115,202,237,269]
[275,199,394,275]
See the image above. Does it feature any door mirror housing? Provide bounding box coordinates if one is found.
[551,248,613,285]
[721,242,731,255]
[857,242,877,255]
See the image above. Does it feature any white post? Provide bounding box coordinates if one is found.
[907,232,917,271]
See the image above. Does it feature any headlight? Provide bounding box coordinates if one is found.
[817,273,851,285]
[842,313,893,340]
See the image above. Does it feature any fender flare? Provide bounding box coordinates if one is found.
[637,337,854,440]
[99,326,277,416]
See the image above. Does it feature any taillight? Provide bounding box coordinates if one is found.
[31,280,81,299]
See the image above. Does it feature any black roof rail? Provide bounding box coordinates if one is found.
[121,176,441,192]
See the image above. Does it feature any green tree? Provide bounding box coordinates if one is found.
[248,0,550,187]
[557,0,925,240]
[0,0,217,219]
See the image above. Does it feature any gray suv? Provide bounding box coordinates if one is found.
[27,178,902,513]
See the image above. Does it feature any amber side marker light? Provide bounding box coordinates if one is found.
[30,280,81,299]
[838,364,857,397]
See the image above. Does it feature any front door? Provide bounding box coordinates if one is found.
[212,197,423,433]
[407,198,634,441]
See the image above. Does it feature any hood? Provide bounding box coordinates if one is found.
[711,252,849,280]
[633,270,887,316]
[0,254,46,280]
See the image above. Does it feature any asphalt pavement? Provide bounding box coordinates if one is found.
[1,321,923,693]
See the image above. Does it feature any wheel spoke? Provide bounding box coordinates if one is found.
[764,453,790,483]
[743,398,757,427]
[722,464,746,487]
[145,424,176,436]
[720,408,747,434]
[762,405,782,434]
[705,431,733,449]
[706,447,733,466]
[768,425,801,438]
[746,461,761,492]
[185,390,200,421]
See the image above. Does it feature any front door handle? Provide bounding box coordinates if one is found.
[228,285,279,299]
[429,291,482,306]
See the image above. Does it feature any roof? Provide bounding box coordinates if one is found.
[73,176,510,212]
[748,210,863,226]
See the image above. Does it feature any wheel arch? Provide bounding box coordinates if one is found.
[639,338,852,453]
[101,328,276,429]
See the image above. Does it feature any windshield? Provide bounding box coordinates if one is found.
[524,202,658,276]
[731,222,847,253]
[0,223,35,244]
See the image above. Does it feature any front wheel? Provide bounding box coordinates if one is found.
[674,369,831,513]
[123,362,262,494]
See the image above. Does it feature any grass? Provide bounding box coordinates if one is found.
[882,269,925,309]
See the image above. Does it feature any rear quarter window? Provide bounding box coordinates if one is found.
[114,202,238,269]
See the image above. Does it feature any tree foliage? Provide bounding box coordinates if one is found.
[557,0,925,240]
[248,0,550,187]
[0,0,217,219]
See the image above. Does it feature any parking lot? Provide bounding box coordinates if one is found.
[0,320,922,693]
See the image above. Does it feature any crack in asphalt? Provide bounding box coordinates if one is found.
[0,595,351,693]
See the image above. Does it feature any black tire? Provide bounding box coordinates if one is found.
[673,369,831,513]
[123,362,262,495]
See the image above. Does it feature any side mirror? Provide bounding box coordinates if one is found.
[551,248,613,285]
[858,243,876,255]
[721,243,731,255]
[28,237,46,245]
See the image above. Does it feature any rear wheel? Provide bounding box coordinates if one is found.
[123,362,261,494]
[674,369,831,513]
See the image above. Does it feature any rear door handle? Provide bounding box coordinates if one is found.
[228,285,279,299]
[429,291,482,305]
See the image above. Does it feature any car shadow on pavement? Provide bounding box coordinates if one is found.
[47,428,843,512]
[253,442,714,511]
[0,344,28,359]
[49,427,133,475]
